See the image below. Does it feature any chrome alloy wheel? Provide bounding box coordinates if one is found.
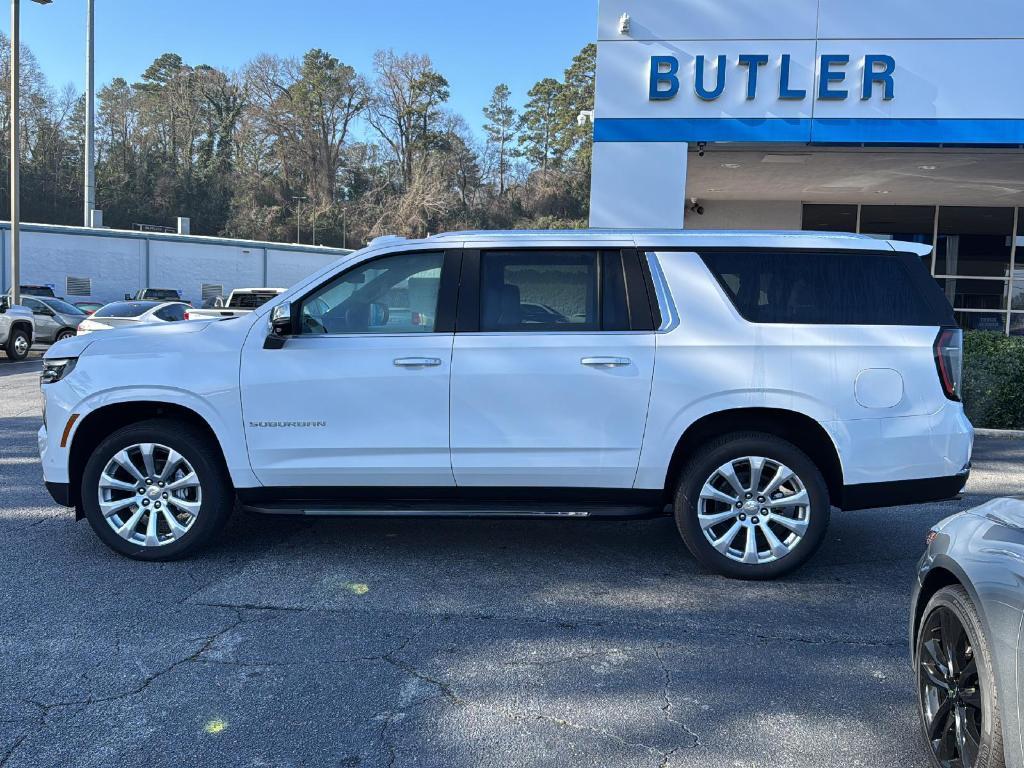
[12,333,29,357]
[97,443,202,547]
[919,607,983,768]
[697,456,810,565]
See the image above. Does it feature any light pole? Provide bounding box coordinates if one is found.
[8,0,52,306]
[291,195,307,244]
[83,0,94,226]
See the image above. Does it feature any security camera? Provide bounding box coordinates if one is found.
[689,199,704,216]
[697,141,707,158]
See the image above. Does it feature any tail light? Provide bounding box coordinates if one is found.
[184,311,190,320]
[933,327,963,401]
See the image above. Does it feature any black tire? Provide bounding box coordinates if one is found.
[916,585,1004,768]
[80,419,233,560]
[5,327,31,361]
[674,431,830,580]
[54,329,76,343]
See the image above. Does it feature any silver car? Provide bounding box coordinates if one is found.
[23,296,87,344]
[912,497,1024,768]
[75,300,189,335]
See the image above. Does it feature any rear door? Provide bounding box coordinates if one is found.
[450,248,657,488]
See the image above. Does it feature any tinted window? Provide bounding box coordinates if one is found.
[480,250,631,332]
[154,304,186,322]
[300,251,444,335]
[94,301,159,318]
[24,298,47,314]
[700,250,945,326]
[228,292,279,309]
[144,289,181,301]
[21,285,55,297]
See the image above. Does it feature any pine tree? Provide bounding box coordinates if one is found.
[482,84,517,195]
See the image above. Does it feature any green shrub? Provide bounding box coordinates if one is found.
[961,330,1024,430]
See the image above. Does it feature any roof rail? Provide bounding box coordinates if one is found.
[368,235,407,247]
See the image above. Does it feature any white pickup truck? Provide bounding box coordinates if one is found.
[0,297,35,360]
[184,288,285,320]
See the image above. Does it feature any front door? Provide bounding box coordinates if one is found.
[450,248,657,488]
[24,298,60,343]
[240,248,459,487]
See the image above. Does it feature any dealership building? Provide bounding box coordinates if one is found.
[591,0,1024,334]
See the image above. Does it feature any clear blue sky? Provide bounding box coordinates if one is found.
[3,0,597,138]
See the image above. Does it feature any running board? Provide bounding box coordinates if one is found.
[241,501,665,520]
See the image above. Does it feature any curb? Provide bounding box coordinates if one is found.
[975,428,1024,440]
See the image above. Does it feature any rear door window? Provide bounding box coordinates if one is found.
[478,250,631,332]
[699,250,952,326]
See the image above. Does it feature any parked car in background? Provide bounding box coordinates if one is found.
[126,288,191,306]
[911,497,1024,768]
[73,302,104,315]
[20,284,57,299]
[184,288,285,320]
[38,230,972,575]
[23,296,87,344]
[0,297,35,360]
[76,301,188,336]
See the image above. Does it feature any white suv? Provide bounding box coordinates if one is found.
[38,230,972,578]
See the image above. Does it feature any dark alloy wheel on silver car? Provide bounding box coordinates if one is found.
[916,585,1004,768]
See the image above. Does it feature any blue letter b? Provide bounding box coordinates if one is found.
[649,56,680,101]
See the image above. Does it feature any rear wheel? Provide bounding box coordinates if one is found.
[80,419,233,560]
[674,432,830,579]
[916,585,1003,768]
[5,327,30,361]
[54,329,76,343]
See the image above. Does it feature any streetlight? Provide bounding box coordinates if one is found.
[291,195,307,244]
[8,0,52,306]
[84,0,94,227]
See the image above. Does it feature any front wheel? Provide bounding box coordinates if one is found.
[916,585,1003,768]
[5,328,31,360]
[80,419,233,560]
[674,432,830,579]
[54,329,76,343]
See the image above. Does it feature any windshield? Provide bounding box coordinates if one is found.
[94,301,158,318]
[42,298,86,315]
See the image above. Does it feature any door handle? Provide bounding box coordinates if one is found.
[393,357,442,368]
[581,356,631,367]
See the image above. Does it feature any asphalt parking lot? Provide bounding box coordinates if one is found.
[2,358,1022,768]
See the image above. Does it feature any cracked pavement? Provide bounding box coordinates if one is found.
[2,358,1023,767]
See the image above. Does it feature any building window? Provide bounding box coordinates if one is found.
[935,207,1015,335]
[804,204,1021,335]
[859,205,935,246]
[802,204,857,232]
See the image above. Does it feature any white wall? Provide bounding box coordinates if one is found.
[684,200,803,230]
[590,141,689,229]
[0,224,346,305]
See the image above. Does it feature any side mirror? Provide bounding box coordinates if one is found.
[264,301,293,350]
[0,297,8,313]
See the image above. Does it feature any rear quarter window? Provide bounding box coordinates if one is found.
[699,250,953,326]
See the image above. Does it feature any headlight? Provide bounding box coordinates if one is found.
[41,357,77,385]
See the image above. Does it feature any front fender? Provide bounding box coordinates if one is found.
[64,385,258,490]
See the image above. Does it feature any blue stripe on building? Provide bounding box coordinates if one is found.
[593,118,1024,145]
